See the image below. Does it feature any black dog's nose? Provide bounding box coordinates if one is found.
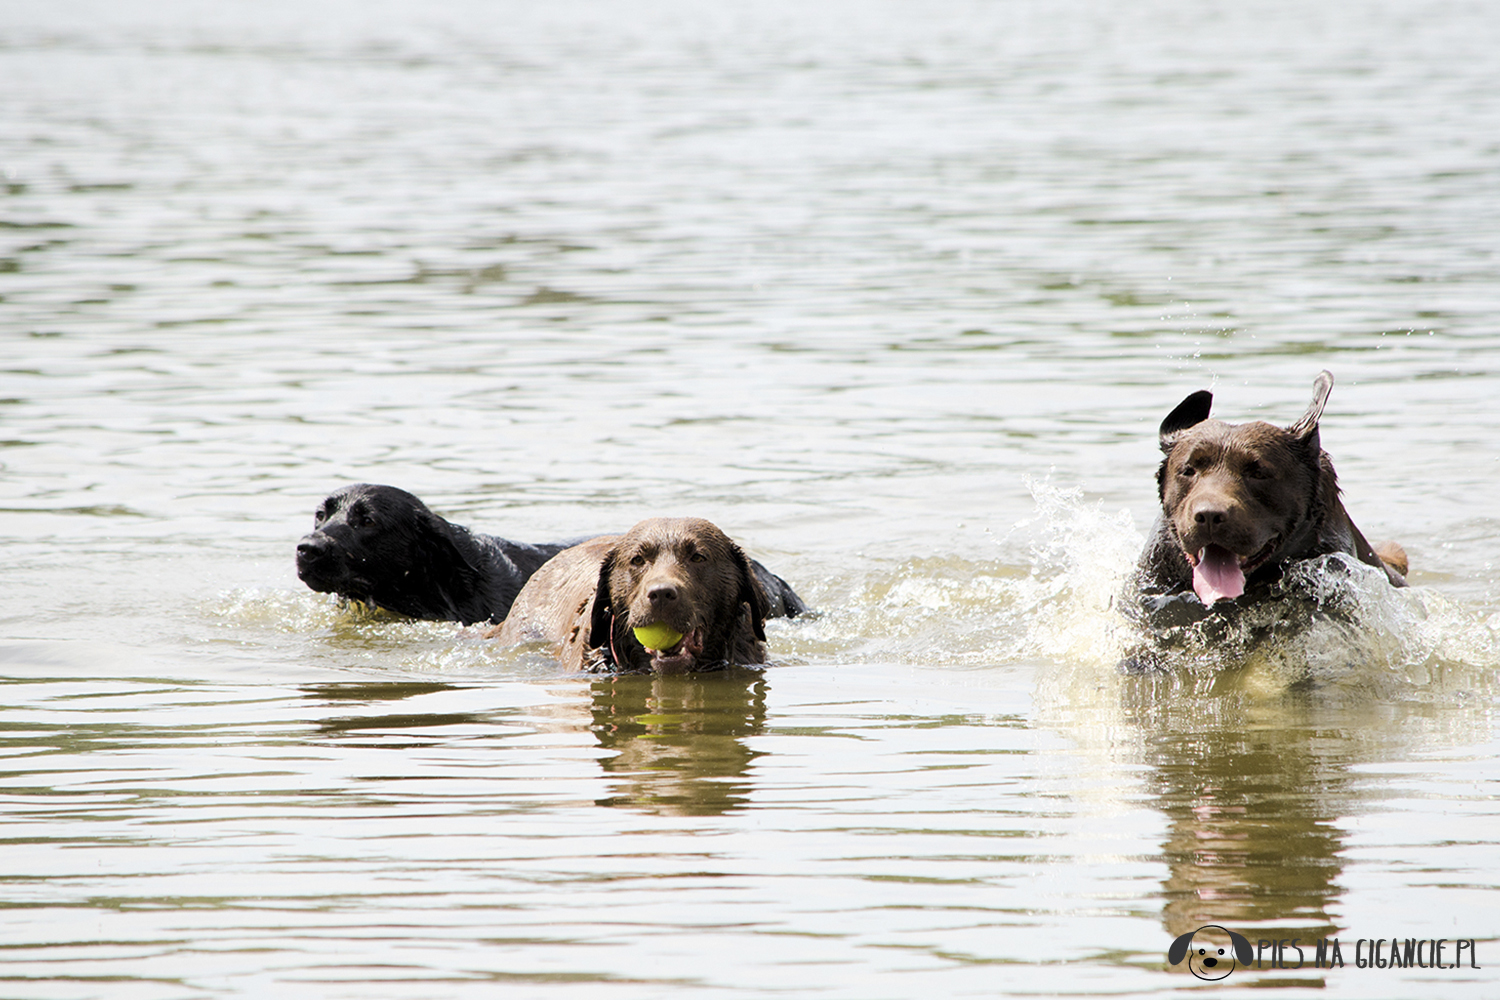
[295,535,334,575]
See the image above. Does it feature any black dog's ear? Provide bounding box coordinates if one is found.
[1166,930,1196,966]
[405,511,482,620]
[731,544,768,642]
[1228,929,1254,965]
[1159,390,1213,453]
[1288,369,1332,452]
[587,552,619,651]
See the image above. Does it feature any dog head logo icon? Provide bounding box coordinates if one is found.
[1167,925,1254,981]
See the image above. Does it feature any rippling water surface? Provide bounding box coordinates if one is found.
[3,0,1499,996]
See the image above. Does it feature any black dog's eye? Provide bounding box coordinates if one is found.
[313,506,328,525]
[347,502,370,528]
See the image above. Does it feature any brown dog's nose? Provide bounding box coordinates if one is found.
[647,583,679,604]
[1192,505,1228,526]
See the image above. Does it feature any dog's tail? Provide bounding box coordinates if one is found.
[1374,540,1409,579]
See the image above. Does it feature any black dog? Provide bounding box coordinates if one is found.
[1124,371,1407,643]
[295,483,808,626]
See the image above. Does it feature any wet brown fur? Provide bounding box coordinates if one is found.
[1133,371,1407,607]
[487,517,769,674]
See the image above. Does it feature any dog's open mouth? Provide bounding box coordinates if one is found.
[637,625,706,674]
[1187,538,1279,604]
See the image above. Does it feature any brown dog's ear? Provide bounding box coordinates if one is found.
[1289,370,1333,450]
[1159,389,1213,452]
[731,544,768,642]
[587,551,618,651]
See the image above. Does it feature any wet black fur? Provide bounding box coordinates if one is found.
[295,484,586,625]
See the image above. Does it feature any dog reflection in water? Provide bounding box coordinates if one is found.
[304,673,768,818]
[590,671,767,816]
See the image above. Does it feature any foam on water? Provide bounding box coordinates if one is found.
[207,587,562,678]
[760,478,1136,670]
[1011,487,1500,714]
[770,477,1499,717]
[209,587,458,638]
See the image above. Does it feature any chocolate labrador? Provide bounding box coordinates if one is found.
[1129,370,1407,631]
[296,484,807,626]
[487,517,771,674]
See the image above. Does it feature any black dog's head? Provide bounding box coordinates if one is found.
[1167,925,1253,981]
[295,483,488,623]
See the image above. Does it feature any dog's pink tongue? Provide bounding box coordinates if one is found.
[1193,545,1246,604]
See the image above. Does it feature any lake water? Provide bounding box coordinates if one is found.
[3,0,1499,996]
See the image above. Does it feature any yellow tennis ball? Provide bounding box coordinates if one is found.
[633,622,684,650]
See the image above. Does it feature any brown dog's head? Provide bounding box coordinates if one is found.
[587,518,769,674]
[1156,371,1340,604]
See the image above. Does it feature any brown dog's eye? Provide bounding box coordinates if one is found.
[630,554,646,567]
[1244,461,1269,479]
[1179,464,1196,478]
[689,552,708,563]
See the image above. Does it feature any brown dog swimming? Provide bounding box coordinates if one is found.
[487,517,771,674]
[1130,370,1407,626]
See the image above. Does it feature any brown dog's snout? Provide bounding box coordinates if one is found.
[1184,479,1239,534]
[1192,504,1228,526]
[639,557,689,612]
